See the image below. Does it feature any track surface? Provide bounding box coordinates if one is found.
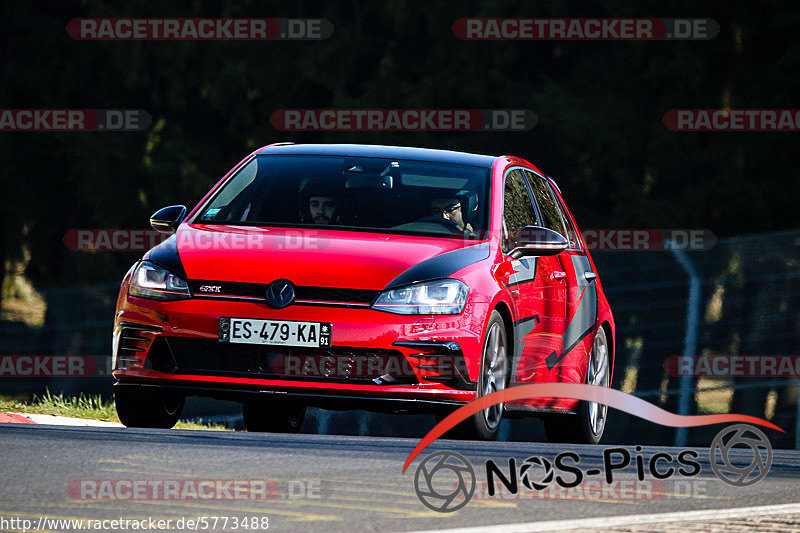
[0,424,798,532]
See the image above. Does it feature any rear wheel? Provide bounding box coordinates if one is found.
[242,399,306,433]
[454,311,509,440]
[114,386,184,429]
[543,326,610,444]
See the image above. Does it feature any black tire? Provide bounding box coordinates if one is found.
[455,310,510,440]
[242,399,306,433]
[543,327,610,444]
[114,386,184,429]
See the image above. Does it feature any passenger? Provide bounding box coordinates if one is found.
[431,197,473,232]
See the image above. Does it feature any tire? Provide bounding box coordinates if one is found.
[543,326,610,444]
[242,399,306,433]
[114,386,184,429]
[455,310,510,440]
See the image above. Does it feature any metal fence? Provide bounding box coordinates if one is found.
[592,228,800,449]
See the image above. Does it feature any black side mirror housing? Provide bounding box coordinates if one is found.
[150,205,187,234]
[510,226,568,258]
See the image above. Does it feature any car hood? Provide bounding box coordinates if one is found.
[170,224,487,290]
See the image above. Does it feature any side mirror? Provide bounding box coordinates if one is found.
[510,226,568,258]
[150,205,187,234]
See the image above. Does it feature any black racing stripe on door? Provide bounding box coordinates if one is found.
[383,244,491,290]
[505,257,537,287]
[545,324,595,370]
[513,314,540,327]
[148,234,188,279]
[509,315,539,385]
[544,255,598,370]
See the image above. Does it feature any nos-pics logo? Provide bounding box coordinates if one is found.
[413,424,773,513]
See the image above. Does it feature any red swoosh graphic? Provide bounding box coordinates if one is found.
[402,383,783,473]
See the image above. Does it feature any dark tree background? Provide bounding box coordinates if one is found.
[2,0,797,290]
[1,0,798,444]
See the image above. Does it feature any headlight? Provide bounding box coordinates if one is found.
[372,279,468,314]
[129,261,190,301]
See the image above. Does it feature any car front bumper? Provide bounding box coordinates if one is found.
[112,293,491,406]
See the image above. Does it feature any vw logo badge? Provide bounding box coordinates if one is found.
[265,279,295,309]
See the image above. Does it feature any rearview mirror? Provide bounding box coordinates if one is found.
[345,174,393,189]
[510,226,568,258]
[150,205,187,234]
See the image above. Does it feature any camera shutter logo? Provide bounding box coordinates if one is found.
[709,424,772,487]
[413,451,476,513]
[519,456,554,491]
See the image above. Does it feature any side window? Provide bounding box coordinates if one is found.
[502,169,539,253]
[199,157,260,221]
[548,181,580,249]
[524,171,567,238]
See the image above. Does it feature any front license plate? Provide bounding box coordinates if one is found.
[219,317,332,348]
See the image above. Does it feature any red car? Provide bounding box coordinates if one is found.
[113,143,615,442]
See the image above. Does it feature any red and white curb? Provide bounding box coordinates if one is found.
[0,412,123,427]
[0,412,36,424]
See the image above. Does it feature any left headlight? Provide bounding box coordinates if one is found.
[128,261,191,301]
[372,279,468,315]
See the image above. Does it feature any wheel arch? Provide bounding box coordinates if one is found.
[492,300,515,365]
[599,320,615,383]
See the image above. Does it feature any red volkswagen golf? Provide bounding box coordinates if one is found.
[113,143,615,442]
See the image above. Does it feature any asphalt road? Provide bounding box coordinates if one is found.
[0,424,799,532]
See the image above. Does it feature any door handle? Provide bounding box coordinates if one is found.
[584,271,597,282]
[551,271,567,281]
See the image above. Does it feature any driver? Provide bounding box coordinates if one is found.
[431,197,473,232]
[299,178,342,225]
[309,196,339,225]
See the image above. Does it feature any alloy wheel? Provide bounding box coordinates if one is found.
[586,327,609,436]
[481,321,508,430]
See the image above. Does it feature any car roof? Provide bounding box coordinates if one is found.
[256,143,499,168]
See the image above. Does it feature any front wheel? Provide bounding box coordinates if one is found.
[543,326,610,444]
[455,311,509,440]
[114,386,184,429]
[242,399,306,433]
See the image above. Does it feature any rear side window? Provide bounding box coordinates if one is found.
[502,169,539,253]
[548,181,580,249]
[524,171,566,238]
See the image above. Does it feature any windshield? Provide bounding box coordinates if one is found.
[194,155,491,239]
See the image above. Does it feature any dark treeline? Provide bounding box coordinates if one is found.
[2,1,798,292]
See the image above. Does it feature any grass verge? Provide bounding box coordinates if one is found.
[0,390,232,431]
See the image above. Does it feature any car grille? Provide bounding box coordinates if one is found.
[294,286,377,304]
[188,280,379,305]
[147,337,417,384]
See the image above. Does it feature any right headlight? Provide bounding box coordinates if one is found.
[371,279,468,315]
[128,261,190,301]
